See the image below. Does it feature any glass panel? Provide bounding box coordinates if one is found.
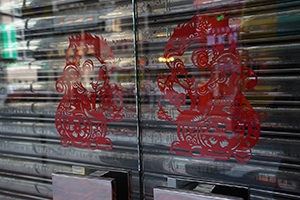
[0,0,138,199]
[138,0,300,199]
[1,0,300,199]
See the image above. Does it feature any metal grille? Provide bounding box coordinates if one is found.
[0,0,299,199]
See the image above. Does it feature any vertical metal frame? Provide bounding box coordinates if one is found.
[132,0,144,199]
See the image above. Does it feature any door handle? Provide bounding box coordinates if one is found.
[154,186,243,200]
[52,166,130,200]
[153,177,249,200]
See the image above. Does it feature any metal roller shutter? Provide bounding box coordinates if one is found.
[0,0,299,199]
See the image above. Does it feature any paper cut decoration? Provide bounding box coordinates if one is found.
[55,33,123,150]
[157,14,260,163]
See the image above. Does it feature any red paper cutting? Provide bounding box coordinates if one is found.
[55,33,123,150]
[157,14,260,163]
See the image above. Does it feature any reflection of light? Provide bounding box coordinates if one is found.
[86,17,93,21]
[60,41,68,44]
[7,65,41,71]
[121,82,135,87]
[156,34,166,38]
[75,19,84,23]
[30,65,41,69]
[1,25,14,30]
[158,57,174,62]
[253,57,279,61]
[193,0,221,6]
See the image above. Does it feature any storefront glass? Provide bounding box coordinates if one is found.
[0,0,300,199]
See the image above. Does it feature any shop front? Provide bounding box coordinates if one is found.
[0,0,299,199]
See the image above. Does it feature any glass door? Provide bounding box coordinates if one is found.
[0,0,300,200]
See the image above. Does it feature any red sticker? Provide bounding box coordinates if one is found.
[55,33,123,150]
[157,14,260,163]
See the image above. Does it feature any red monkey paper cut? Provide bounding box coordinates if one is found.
[55,33,123,150]
[157,14,260,164]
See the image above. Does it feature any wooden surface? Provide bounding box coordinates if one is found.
[52,173,115,200]
[154,187,243,200]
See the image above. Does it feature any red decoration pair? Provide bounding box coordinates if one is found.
[55,14,260,164]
